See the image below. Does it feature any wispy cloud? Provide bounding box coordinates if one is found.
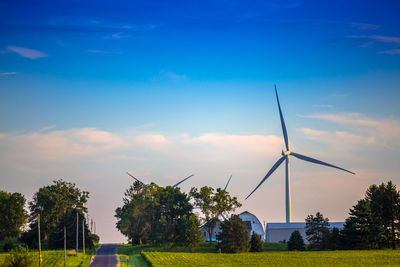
[158,70,189,82]
[378,49,400,55]
[0,72,16,75]
[304,112,400,145]
[7,46,47,59]
[350,35,400,45]
[87,50,121,54]
[351,22,379,30]
[313,104,333,108]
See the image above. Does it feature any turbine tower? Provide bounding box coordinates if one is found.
[246,85,355,223]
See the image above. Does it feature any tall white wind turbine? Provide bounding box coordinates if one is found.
[245,85,355,223]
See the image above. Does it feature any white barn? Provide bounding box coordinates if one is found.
[266,222,345,243]
[200,211,265,242]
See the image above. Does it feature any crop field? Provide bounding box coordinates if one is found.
[0,251,91,266]
[142,250,400,267]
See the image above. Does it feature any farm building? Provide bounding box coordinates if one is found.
[266,222,345,243]
[200,210,265,242]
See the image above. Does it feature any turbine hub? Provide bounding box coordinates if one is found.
[282,150,291,156]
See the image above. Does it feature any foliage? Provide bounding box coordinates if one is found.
[25,180,89,245]
[216,215,249,253]
[0,191,28,240]
[190,186,241,245]
[305,212,330,250]
[142,250,400,267]
[90,233,100,243]
[249,232,263,252]
[341,181,400,250]
[287,230,305,251]
[3,245,34,267]
[115,181,196,247]
[177,214,202,252]
[48,209,94,250]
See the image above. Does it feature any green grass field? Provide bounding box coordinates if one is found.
[117,242,287,267]
[142,250,400,267]
[0,250,92,266]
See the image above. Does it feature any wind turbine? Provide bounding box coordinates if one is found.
[126,172,194,188]
[245,85,355,223]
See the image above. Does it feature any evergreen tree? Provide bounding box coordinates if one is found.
[216,215,249,253]
[250,232,263,252]
[366,181,400,249]
[177,214,202,252]
[305,212,329,250]
[287,230,305,251]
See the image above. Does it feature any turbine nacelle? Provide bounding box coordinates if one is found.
[281,150,291,156]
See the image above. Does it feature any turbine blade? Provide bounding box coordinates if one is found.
[275,85,289,151]
[224,175,232,191]
[245,156,286,200]
[126,172,148,187]
[290,152,355,175]
[172,174,194,188]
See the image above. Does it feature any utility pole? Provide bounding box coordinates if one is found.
[82,220,85,254]
[91,219,93,233]
[64,226,66,267]
[76,212,78,256]
[38,214,42,267]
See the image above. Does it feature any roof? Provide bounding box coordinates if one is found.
[267,222,345,229]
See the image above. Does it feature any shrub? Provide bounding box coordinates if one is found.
[287,230,305,251]
[250,232,263,252]
[4,245,34,267]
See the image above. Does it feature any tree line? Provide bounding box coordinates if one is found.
[0,180,99,252]
[288,181,400,251]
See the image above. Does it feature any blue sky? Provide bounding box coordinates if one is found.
[1,0,400,242]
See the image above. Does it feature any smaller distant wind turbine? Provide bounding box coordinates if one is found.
[224,175,232,191]
[245,85,355,223]
[126,172,194,188]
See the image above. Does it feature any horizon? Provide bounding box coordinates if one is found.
[1,0,400,243]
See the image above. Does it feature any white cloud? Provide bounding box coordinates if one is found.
[7,46,47,59]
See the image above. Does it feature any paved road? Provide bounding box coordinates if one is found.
[89,244,119,267]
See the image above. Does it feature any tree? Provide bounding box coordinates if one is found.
[115,182,196,247]
[305,212,330,250]
[48,209,94,250]
[328,228,341,250]
[190,186,241,245]
[287,230,305,251]
[0,191,28,240]
[250,232,263,252]
[216,215,249,253]
[340,181,400,250]
[340,199,381,249]
[27,180,89,241]
[366,181,400,249]
[115,181,152,245]
[177,214,202,252]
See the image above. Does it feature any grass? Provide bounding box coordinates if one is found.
[0,250,92,266]
[142,250,400,267]
[117,242,287,266]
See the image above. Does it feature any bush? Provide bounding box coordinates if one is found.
[250,232,263,252]
[287,230,305,251]
[4,245,34,267]
[216,215,249,253]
